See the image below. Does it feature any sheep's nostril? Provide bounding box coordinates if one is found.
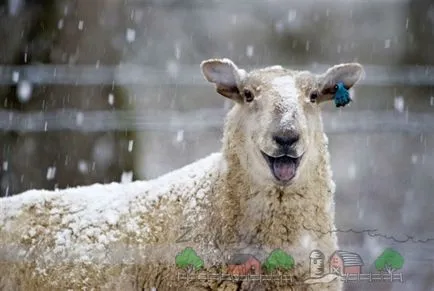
[273,134,300,148]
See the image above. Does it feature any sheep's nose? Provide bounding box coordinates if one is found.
[273,133,300,148]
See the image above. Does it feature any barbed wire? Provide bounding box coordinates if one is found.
[302,224,434,244]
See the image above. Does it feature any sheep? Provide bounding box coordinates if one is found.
[0,58,363,291]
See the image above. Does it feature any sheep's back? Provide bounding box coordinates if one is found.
[0,152,223,290]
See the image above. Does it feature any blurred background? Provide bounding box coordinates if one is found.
[0,0,433,290]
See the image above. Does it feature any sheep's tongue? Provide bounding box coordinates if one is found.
[273,157,296,181]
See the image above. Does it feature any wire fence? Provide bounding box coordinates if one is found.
[176,272,297,283]
[1,64,434,86]
[1,63,433,133]
[175,272,404,284]
[1,109,433,133]
[342,272,403,283]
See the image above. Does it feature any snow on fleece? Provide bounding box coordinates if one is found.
[0,152,223,266]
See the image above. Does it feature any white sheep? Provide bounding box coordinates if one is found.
[0,58,363,291]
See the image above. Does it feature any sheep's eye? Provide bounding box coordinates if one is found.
[309,91,319,103]
[243,89,254,102]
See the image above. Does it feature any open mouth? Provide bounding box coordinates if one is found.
[261,151,303,183]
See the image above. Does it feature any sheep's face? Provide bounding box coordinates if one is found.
[201,58,363,186]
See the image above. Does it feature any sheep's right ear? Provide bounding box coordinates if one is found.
[314,63,364,104]
[200,58,246,102]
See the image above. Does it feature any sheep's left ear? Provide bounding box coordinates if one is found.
[200,58,247,103]
[314,63,364,104]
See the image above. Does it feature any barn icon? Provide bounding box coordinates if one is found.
[329,250,364,275]
[226,254,261,275]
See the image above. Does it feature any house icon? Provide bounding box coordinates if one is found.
[329,250,364,275]
[226,254,261,275]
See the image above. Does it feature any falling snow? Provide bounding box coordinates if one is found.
[394,96,405,112]
[274,21,284,34]
[108,93,114,105]
[128,140,134,152]
[0,3,433,289]
[58,19,64,30]
[92,137,115,168]
[166,60,179,78]
[8,0,23,16]
[411,154,418,164]
[246,45,254,58]
[288,9,297,22]
[46,167,56,180]
[384,39,391,48]
[347,163,357,180]
[176,130,184,143]
[16,80,33,103]
[78,160,89,174]
[126,28,136,43]
[12,71,19,83]
[76,112,84,125]
[231,14,237,25]
[174,43,181,60]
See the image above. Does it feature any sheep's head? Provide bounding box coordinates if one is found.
[201,58,364,186]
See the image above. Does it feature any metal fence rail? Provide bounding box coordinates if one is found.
[1,64,433,86]
[1,109,433,133]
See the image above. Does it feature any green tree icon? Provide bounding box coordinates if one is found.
[374,248,404,274]
[262,249,295,273]
[175,247,204,272]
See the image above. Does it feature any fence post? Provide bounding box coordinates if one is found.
[344,274,348,282]
[369,272,372,282]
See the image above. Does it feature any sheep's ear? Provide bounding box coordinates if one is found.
[314,63,364,103]
[200,58,246,102]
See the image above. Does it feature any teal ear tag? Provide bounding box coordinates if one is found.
[334,82,351,107]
